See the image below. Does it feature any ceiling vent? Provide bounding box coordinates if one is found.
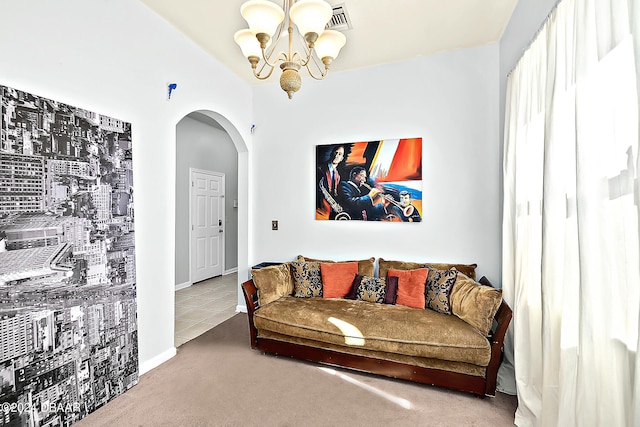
[326,4,352,31]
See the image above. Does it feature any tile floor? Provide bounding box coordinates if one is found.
[174,272,238,347]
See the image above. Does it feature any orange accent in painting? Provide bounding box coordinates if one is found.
[378,138,422,182]
[345,142,370,166]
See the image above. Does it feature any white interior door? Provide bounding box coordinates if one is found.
[191,169,224,283]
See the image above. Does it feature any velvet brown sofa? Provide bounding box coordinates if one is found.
[241,256,512,397]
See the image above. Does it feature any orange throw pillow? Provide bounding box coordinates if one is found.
[320,262,359,298]
[387,268,429,309]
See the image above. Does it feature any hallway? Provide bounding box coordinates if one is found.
[174,273,238,347]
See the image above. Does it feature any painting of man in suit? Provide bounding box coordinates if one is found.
[316,138,422,222]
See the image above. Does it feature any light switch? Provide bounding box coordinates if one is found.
[272,220,278,230]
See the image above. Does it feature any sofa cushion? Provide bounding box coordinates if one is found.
[253,297,491,366]
[387,268,428,309]
[424,263,477,281]
[450,272,503,335]
[425,268,458,314]
[297,255,375,277]
[290,261,323,298]
[258,330,487,378]
[377,259,423,278]
[320,262,359,298]
[378,258,477,280]
[346,274,398,304]
[251,263,294,306]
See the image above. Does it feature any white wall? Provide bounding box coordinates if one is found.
[250,44,502,285]
[0,0,252,373]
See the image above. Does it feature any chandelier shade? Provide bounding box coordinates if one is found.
[234,0,347,99]
[314,29,346,62]
[234,29,263,58]
[240,0,285,39]
[289,0,332,42]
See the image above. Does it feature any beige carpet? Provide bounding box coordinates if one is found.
[77,314,517,427]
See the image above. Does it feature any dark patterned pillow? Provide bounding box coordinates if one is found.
[346,274,398,304]
[425,268,458,314]
[290,261,322,298]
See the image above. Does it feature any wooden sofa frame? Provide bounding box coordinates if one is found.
[241,276,512,397]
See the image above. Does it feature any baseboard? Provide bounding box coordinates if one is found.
[178,269,236,291]
[139,347,177,376]
[175,281,191,291]
[236,304,247,313]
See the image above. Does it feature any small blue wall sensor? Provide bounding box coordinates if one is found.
[167,83,177,100]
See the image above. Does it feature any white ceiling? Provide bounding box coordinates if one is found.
[139,0,519,86]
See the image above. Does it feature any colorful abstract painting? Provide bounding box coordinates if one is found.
[316,138,422,222]
[0,84,137,426]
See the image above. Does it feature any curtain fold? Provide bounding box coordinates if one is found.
[502,0,640,425]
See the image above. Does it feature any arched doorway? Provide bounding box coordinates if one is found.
[173,110,248,347]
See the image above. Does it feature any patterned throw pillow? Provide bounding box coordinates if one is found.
[346,275,398,304]
[425,268,458,314]
[290,261,322,298]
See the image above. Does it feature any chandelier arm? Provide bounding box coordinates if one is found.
[286,27,314,66]
[259,46,288,69]
[256,59,269,76]
[263,18,286,62]
[295,29,315,67]
[302,49,329,79]
[295,35,327,80]
[253,64,277,80]
[299,49,316,67]
[303,61,328,80]
[291,51,302,63]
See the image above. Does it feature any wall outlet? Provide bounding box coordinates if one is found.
[271,220,278,231]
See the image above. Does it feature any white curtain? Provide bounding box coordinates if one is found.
[502,0,640,425]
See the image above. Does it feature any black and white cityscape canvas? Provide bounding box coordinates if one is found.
[0,85,138,426]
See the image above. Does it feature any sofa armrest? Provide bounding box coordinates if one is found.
[477,276,513,396]
[492,300,512,348]
[241,279,259,349]
[477,276,512,345]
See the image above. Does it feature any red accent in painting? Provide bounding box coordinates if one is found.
[378,138,422,182]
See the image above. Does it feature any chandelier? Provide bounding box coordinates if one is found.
[234,0,347,99]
